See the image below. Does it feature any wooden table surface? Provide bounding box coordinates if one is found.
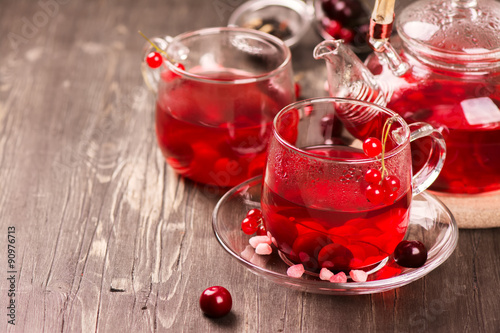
[1,0,499,332]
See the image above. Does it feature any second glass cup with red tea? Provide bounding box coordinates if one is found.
[141,27,295,187]
[261,98,446,273]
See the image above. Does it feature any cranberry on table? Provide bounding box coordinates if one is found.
[394,240,428,268]
[199,286,232,318]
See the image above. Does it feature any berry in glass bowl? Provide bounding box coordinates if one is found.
[313,0,370,52]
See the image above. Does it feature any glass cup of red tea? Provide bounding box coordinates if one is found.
[261,97,446,273]
[141,27,296,188]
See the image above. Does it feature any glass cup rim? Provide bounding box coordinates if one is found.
[272,97,411,164]
[164,26,292,84]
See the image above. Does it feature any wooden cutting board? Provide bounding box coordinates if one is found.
[430,190,500,228]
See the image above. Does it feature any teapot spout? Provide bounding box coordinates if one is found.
[313,39,343,61]
[313,39,387,106]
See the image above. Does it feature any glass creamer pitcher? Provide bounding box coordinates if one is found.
[314,0,500,195]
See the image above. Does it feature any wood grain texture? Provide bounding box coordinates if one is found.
[0,0,499,332]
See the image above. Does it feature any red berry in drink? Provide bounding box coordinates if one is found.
[383,175,401,193]
[363,137,382,157]
[241,217,259,235]
[146,51,163,69]
[394,240,428,268]
[365,184,385,204]
[199,286,232,318]
[365,168,382,184]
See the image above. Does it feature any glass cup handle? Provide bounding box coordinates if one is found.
[140,36,173,93]
[408,122,447,196]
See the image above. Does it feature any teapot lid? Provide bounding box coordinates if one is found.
[396,0,500,70]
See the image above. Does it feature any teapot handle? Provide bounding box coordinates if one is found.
[141,36,173,93]
[368,0,410,76]
[368,38,410,77]
[408,122,447,196]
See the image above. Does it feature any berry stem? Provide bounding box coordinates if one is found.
[380,116,396,179]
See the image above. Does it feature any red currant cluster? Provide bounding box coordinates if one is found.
[240,209,267,236]
[362,118,401,205]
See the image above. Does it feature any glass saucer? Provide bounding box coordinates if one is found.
[212,176,459,295]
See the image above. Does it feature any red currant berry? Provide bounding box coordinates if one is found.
[199,286,232,318]
[383,191,397,205]
[383,175,401,193]
[246,209,262,220]
[394,240,428,268]
[176,62,185,71]
[365,168,382,184]
[339,27,354,43]
[363,137,382,157]
[365,184,385,205]
[146,51,163,69]
[256,224,267,236]
[241,217,259,235]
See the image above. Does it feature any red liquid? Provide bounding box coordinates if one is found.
[261,146,411,272]
[388,80,500,194]
[155,69,294,187]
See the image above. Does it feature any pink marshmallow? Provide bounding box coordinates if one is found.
[330,272,347,283]
[319,268,334,281]
[249,235,272,248]
[286,264,305,278]
[350,270,368,282]
[255,243,272,255]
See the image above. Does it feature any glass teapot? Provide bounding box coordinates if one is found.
[314,0,500,195]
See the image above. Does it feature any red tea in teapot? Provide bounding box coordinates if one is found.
[388,80,500,194]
